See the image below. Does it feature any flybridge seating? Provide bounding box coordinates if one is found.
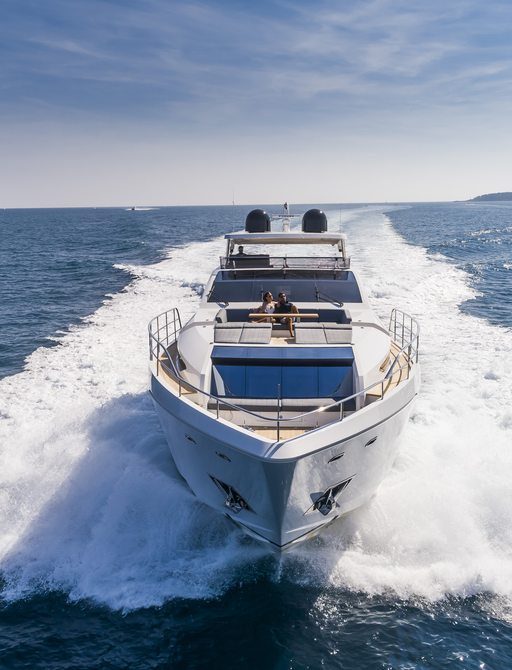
[220,256,349,269]
[221,255,349,274]
[223,254,271,269]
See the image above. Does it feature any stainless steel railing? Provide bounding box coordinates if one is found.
[148,308,420,443]
[148,308,182,377]
[389,308,420,365]
[219,256,351,270]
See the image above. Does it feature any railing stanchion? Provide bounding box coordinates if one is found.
[277,384,281,442]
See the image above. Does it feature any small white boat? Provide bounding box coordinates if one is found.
[149,208,420,548]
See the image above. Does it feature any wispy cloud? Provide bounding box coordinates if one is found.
[2,0,512,133]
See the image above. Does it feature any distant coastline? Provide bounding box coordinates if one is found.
[468,192,512,202]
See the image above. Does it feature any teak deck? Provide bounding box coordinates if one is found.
[157,342,411,439]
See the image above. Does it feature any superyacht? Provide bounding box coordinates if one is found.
[148,207,420,548]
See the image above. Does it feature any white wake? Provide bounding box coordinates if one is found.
[293,207,512,603]
[0,207,511,609]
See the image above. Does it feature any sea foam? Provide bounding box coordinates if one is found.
[291,207,512,603]
[0,208,511,610]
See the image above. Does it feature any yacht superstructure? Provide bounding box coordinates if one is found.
[149,208,420,548]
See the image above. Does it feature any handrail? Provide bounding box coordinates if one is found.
[388,308,420,365]
[219,256,351,270]
[248,313,320,319]
[148,307,420,440]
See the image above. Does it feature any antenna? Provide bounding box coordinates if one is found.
[270,201,298,232]
[282,201,290,232]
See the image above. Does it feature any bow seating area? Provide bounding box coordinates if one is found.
[213,307,352,344]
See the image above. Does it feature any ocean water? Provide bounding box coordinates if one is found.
[0,202,511,668]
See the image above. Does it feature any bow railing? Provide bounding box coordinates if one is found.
[148,308,419,442]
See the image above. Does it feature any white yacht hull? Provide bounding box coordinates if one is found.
[151,367,419,548]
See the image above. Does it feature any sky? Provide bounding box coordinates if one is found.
[1,0,512,207]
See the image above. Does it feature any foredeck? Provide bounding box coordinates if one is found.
[149,308,420,444]
[154,339,414,442]
[364,343,408,402]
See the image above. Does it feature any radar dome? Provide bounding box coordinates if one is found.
[302,209,328,233]
[245,209,271,233]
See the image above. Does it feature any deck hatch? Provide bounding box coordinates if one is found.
[211,353,353,400]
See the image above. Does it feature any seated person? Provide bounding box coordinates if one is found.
[234,245,246,256]
[274,292,299,336]
[252,291,276,322]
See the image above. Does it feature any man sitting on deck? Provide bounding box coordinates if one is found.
[274,292,299,336]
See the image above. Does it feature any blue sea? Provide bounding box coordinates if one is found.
[1,202,511,669]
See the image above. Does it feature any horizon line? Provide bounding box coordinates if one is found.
[0,198,483,210]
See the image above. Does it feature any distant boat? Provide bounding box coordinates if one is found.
[125,206,158,211]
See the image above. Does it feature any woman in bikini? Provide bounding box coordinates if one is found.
[254,291,276,322]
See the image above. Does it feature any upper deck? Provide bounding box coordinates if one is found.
[224,230,348,266]
[211,214,353,303]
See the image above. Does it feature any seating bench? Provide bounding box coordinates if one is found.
[294,323,352,344]
[214,322,272,344]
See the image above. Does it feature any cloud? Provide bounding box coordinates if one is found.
[2,0,512,135]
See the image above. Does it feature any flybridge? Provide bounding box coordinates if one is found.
[225,207,347,257]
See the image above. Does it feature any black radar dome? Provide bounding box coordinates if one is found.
[245,209,271,233]
[302,209,328,233]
